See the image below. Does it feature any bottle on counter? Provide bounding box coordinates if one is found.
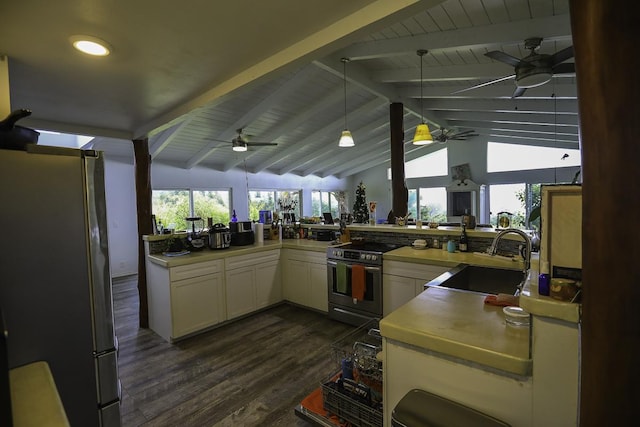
[459,223,469,252]
[231,210,238,222]
[538,261,551,296]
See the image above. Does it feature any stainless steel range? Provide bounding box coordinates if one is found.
[326,242,399,325]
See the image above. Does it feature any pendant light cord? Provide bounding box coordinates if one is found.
[417,49,428,124]
[341,58,349,129]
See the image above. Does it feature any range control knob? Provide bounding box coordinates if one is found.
[371,255,378,261]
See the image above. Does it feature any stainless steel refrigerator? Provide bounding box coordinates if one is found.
[0,145,121,426]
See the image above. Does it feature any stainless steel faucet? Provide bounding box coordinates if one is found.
[487,228,532,295]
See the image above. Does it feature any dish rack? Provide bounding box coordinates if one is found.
[322,319,383,427]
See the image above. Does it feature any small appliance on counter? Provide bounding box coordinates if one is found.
[316,230,336,241]
[185,217,206,251]
[230,221,255,246]
[208,223,231,249]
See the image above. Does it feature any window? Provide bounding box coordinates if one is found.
[487,142,581,173]
[193,190,231,224]
[311,190,340,219]
[152,189,230,231]
[389,147,448,179]
[152,190,190,231]
[419,187,447,222]
[407,187,447,221]
[489,183,526,228]
[248,190,275,221]
[249,189,301,221]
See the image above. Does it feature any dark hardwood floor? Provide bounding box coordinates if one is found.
[113,275,353,426]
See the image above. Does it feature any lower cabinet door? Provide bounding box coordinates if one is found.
[283,259,309,306]
[382,274,418,316]
[309,262,328,312]
[256,260,282,309]
[171,273,223,338]
[225,267,257,319]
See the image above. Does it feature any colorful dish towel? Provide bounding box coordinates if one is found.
[484,293,519,307]
[336,262,348,293]
[351,264,366,301]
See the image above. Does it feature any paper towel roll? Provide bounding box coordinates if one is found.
[253,222,264,243]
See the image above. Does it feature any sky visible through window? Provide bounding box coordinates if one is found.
[487,142,581,173]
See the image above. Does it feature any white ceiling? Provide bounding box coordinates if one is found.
[0,0,577,178]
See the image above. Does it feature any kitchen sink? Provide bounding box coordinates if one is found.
[424,264,524,295]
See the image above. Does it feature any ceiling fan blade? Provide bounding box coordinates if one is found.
[550,45,574,66]
[247,142,277,147]
[205,137,232,144]
[450,133,479,140]
[452,130,476,136]
[552,62,576,74]
[512,86,527,98]
[450,74,515,94]
[485,50,522,67]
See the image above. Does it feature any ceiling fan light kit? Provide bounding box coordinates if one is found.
[232,137,248,152]
[413,49,433,145]
[338,58,355,147]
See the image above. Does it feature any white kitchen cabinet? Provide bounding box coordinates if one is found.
[146,258,225,342]
[383,338,533,427]
[225,267,256,320]
[282,249,328,312]
[382,260,449,316]
[225,249,281,320]
[309,262,328,312]
[171,272,225,337]
[256,259,282,309]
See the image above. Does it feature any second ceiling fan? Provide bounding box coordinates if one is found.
[454,37,575,98]
[207,128,277,152]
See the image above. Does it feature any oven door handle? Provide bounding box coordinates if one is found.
[327,260,381,272]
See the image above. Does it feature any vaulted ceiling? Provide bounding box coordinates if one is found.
[1,0,577,178]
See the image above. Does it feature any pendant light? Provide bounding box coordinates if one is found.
[413,49,433,145]
[338,58,355,147]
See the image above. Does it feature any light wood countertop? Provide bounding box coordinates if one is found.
[147,239,335,268]
[384,246,525,270]
[9,361,69,427]
[380,286,532,376]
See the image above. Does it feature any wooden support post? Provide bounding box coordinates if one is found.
[569,1,640,425]
[389,102,407,221]
[132,138,152,328]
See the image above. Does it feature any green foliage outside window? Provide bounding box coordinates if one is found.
[152,190,190,231]
[193,190,230,225]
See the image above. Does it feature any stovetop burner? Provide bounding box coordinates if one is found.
[342,242,400,252]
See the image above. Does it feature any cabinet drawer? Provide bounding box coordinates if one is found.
[225,249,280,270]
[283,248,326,264]
[383,260,449,280]
[170,259,223,281]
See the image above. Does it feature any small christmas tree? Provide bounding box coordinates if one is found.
[352,181,369,223]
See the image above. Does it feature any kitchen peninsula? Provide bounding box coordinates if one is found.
[143,224,579,426]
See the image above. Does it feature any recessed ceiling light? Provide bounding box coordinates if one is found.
[70,35,111,56]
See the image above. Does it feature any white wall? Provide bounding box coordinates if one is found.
[349,134,581,221]
[104,158,139,277]
[151,162,347,220]
[100,159,348,276]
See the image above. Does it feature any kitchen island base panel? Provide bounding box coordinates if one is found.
[383,339,533,427]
